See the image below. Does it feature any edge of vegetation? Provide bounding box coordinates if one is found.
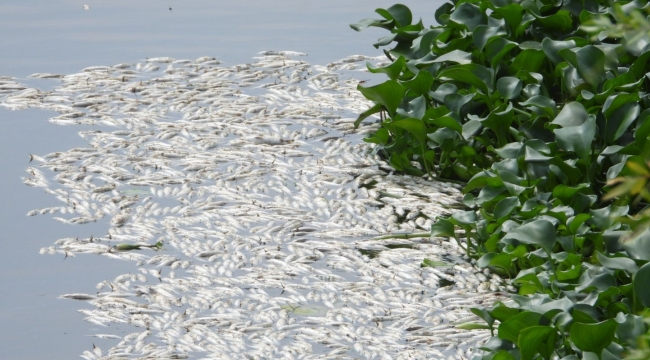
[351,0,650,358]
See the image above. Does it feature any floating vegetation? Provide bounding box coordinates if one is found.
[2,51,509,359]
[111,241,163,252]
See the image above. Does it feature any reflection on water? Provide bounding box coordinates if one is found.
[0,1,442,358]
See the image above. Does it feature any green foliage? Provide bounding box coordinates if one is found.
[351,0,650,358]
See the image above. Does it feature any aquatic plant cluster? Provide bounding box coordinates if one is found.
[352,0,650,358]
[1,52,511,358]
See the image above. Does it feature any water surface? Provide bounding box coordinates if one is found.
[0,1,442,358]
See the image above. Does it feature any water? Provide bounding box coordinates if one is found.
[0,0,438,77]
[0,1,442,358]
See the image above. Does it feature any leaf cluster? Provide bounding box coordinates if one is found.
[351,0,650,358]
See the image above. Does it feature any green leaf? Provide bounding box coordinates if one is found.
[492,351,516,360]
[590,205,628,231]
[432,49,473,65]
[553,115,597,160]
[535,10,573,33]
[481,103,514,138]
[553,102,588,127]
[434,2,454,25]
[421,258,452,268]
[444,93,474,115]
[494,142,523,159]
[497,77,523,100]
[602,93,641,143]
[524,146,552,162]
[596,252,639,274]
[623,227,650,261]
[367,56,406,80]
[512,49,546,73]
[473,25,507,52]
[570,320,618,354]
[486,37,518,68]
[452,210,477,225]
[464,171,504,193]
[430,113,463,134]
[559,45,607,88]
[615,313,646,347]
[568,214,591,235]
[350,18,394,32]
[553,184,588,205]
[430,83,457,103]
[455,322,492,330]
[520,95,556,117]
[400,70,434,97]
[354,103,383,128]
[471,307,495,327]
[357,80,404,117]
[431,218,455,238]
[364,127,389,144]
[449,2,486,31]
[503,219,556,255]
[115,243,142,251]
[519,326,557,360]
[498,311,542,343]
[477,252,512,274]
[462,119,482,140]
[375,4,412,28]
[494,197,520,219]
[392,118,427,144]
[438,64,493,95]
[492,3,524,35]
[541,38,576,65]
[634,262,650,307]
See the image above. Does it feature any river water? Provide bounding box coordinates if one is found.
[0,1,488,359]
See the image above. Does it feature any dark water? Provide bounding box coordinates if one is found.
[0,1,440,358]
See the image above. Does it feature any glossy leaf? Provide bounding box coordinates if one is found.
[535,10,573,33]
[558,45,606,88]
[392,118,427,144]
[596,251,639,274]
[541,38,576,65]
[498,311,542,343]
[503,219,557,255]
[431,218,455,238]
[519,326,557,360]
[432,49,473,65]
[449,2,486,31]
[486,37,518,68]
[478,252,512,275]
[554,115,597,159]
[375,4,412,28]
[552,102,588,127]
[570,320,618,354]
[455,322,492,330]
[494,197,520,219]
[367,56,406,80]
[400,70,434,97]
[634,262,650,307]
[354,103,383,128]
[357,80,404,117]
[350,18,394,31]
[496,77,523,100]
[438,64,493,95]
[511,49,546,73]
[473,25,507,52]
